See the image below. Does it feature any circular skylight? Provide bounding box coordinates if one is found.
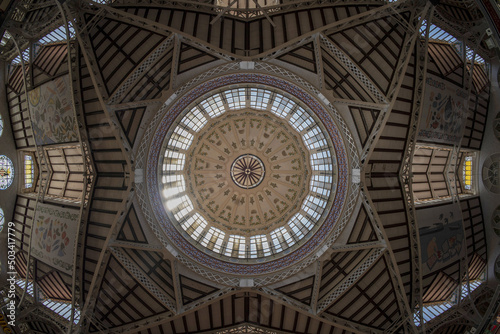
[0,155,14,190]
[159,86,336,260]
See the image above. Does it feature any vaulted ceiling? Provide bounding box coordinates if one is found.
[0,0,499,333]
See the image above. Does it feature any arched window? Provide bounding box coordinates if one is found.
[463,155,473,191]
[0,155,14,190]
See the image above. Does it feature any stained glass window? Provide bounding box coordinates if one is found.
[25,154,34,188]
[0,155,14,190]
[0,208,4,232]
[463,156,472,190]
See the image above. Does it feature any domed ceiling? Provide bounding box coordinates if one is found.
[145,77,351,276]
[1,0,498,333]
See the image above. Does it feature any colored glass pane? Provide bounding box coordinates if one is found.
[0,155,14,190]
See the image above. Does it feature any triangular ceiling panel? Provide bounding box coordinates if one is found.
[277,42,317,73]
[468,252,486,280]
[87,15,167,96]
[275,275,315,306]
[37,270,72,302]
[180,274,219,306]
[324,256,401,331]
[114,108,147,148]
[33,43,68,80]
[349,106,381,148]
[93,256,170,330]
[177,42,218,74]
[326,13,410,96]
[428,42,463,77]
[422,271,457,304]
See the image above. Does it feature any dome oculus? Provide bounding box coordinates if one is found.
[230,154,265,189]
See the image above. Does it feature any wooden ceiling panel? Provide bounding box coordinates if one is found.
[116,204,147,243]
[349,106,381,147]
[150,292,358,334]
[327,14,409,96]
[275,275,315,306]
[119,49,173,103]
[93,256,169,329]
[178,43,218,74]
[180,275,219,306]
[88,16,167,96]
[325,256,401,330]
[347,205,379,244]
[277,42,317,73]
[114,107,147,147]
[422,271,457,304]
[36,268,72,302]
[322,47,376,102]
[319,249,372,300]
[32,43,69,85]
[428,42,462,77]
[121,248,176,301]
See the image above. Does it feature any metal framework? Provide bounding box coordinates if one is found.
[1,0,496,333]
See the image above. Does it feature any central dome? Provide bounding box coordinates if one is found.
[159,85,337,261]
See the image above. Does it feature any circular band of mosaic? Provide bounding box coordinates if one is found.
[147,74,349,275]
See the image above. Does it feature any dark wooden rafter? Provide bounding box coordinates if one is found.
[7,67,35,148]
[32,43,70,86]
[319,249,372,301]
[113,4,381,57]
[427,41,463,77]
[467,253,486,280]
[462,79,489,150]
[138,291,359,334]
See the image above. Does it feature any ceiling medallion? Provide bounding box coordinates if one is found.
[231,154,265,189]
[147,74,350,276]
